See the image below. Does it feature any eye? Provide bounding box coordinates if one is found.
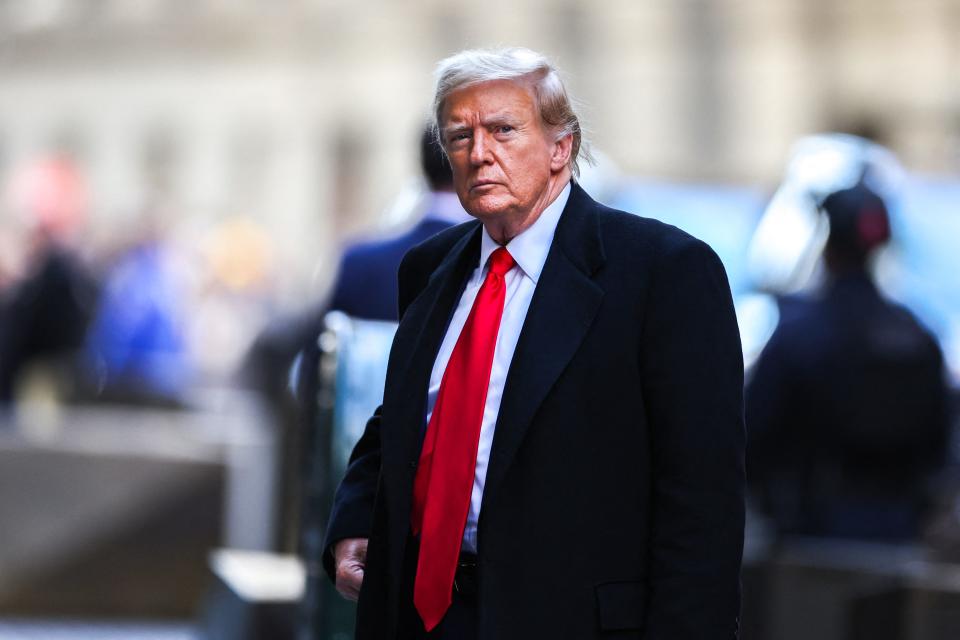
[447,131,470,145]
[496,125,514,134]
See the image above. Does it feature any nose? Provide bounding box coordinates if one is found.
[469,129,491,166]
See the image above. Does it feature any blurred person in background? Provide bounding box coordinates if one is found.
[326,124,472,322]
[746,180,951,541]
[80,214,193,406]
[242,124,468,401]
[0,156,98,409]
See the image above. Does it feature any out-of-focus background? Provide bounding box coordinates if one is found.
[1,1,959,639]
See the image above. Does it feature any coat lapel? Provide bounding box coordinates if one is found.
[480,183,606,519]
[381,224,482,470]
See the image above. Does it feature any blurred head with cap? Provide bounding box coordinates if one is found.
[820,180,891,273]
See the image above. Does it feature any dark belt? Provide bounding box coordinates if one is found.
[453,552,479,598]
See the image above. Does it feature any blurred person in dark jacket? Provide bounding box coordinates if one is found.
[0,156,97,408]
[746,181,951,541]
[0,235,96,405]
[326,125,471,322]
[241,125,470,397]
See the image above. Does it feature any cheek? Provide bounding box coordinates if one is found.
[451,167,472,193]
[510,155,549,190]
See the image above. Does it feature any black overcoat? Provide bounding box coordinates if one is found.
[324,183,746,639]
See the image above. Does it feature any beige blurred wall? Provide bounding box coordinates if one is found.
[0,0,957,304]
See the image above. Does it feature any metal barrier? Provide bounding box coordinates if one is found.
[300,312,397,640]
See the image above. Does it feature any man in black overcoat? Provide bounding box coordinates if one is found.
[324,47,745,640]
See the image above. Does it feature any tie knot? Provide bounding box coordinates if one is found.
[488,247,515,277]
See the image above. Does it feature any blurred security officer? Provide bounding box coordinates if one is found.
[747,180,950,541]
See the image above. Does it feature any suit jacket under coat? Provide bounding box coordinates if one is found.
[324,183,746,639]
[328,217,457,322]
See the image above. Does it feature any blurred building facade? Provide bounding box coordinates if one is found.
[0,0,957,305]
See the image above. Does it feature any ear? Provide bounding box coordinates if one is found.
[550,133,573,173]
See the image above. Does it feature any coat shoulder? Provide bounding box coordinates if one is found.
[396,219,479,318]
[402,220,477,271]
[591,200,719,268]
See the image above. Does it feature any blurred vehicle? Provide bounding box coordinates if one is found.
[611,134,960,384]
[746,133,905,295]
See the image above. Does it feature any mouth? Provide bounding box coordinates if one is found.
[469,181,501,193]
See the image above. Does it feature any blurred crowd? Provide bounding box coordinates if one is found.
[0,154,283,417]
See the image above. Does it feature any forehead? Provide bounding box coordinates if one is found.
[441,79,537,124]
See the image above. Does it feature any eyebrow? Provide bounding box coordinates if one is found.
[481,112,522,126]
[443,113,523,137]
[442,124,471,139]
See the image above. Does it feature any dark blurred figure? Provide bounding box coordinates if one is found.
[0,235,97,406]
[325,126,470,321]
[747,181,951,541]
[0,157,98,409]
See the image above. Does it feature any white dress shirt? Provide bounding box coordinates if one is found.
[424,182,571,553]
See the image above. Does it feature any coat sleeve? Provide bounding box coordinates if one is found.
[322,406,384,581]
[638,235,746,639]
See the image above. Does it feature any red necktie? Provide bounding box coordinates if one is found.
[410,246,516,631]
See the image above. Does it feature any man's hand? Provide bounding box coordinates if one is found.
[333,537,368,601]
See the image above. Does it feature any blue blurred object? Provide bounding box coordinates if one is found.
[325,312,397,481]
[83,242,191,403]
[298,312,397,640]
[885,178,960,349]
[0,620,198,639]
[611,174,960,381]
[745,134,905,295]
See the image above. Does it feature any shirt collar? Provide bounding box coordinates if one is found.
[478,181,571,284]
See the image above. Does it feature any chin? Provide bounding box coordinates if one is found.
[465,195,512,219]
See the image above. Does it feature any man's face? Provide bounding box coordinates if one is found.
[440,79,559,224]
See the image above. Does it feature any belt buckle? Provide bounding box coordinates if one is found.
[453,557,477,595]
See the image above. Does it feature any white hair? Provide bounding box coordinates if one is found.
[432,47,592,178]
